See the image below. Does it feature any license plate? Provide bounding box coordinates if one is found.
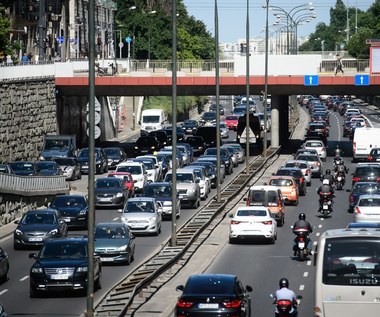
[101,258,114,262]
[179,195,184,199]
[198,303,218,309]
[131,224,146,228]
[29,237,42,242]
[50,274,69,280]
[100,198,112,202]
[298,242,305,249]
[323,204,328,210]
[337,177,342,181]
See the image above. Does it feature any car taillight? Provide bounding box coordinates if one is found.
[377,177,380,182]
[354,207,361,214]
[300,177,304,183]
[231,220,248,224]
[353,142,356,153]
[262,220,273,225]
[352,177,361,183]
[246,197,250,206]
[177,299,193,308]
[223,299,241,308]
[314,162,319,167]
[368,155,373,161]
[305,169,309,176]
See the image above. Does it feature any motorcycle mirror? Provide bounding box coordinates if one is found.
[296,295,303,300]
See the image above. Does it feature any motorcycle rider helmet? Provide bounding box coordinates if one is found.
[279,278,289,289]
[299,213,306,220]
[322,179,330,185]
[326,169,331,175]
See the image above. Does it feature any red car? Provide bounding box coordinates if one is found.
[225,115,239,131]
[107,172,134,197]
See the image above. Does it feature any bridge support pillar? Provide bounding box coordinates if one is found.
[271,95,289,148]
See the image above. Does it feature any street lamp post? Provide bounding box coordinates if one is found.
[263,0,269,158]
[38,0,47,61]
[148,10,157,62]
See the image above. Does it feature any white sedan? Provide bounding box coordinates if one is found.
[353,194,380,223]
[303,140,327,162]
[228,206,277,244]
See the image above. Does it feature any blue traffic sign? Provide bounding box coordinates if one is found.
[304,75,319,86]
[56,36,64,44]
[125,36,132,43]
[355,74,370,86]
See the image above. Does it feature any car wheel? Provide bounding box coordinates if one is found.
[293,199,298,206]
[125,253,132,265]
[0,265,8,283]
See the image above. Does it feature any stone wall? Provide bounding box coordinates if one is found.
[0,78,58,224]
[0,78,57,162]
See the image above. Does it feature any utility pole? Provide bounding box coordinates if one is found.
[38,0,46,61]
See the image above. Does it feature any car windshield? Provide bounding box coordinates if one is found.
[226,116,238,121]
[44,139,69,150]
[37,162,57,170]
[51,196,86,207]
[135,160,154,169]
[203,112,216,120]
[270,178,293,186]
[104,148,120,156]
[184,278,234,295]
[236,209,267,217]
[142,115,160,123]
[356,167,380,177]
[305,142,323,147]
[40,242,87,258]
[10,162,34,171]
[54,158,76,166]
[144,186,171,197]
[22,213,56,225]
[353,183,380,194]
[165,173,194,183]
[124,201,155,213]
[358,197,380,207]
[116,165,142,174]
[95,225,127,239]
[136,138,156,147]
[298,155,319,162]
[95,179,121,188]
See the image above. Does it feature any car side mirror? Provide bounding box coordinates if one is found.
[243,197,247,201]
[246,285,253,292]
[176,285,185,292]
[14,219,19,224]
[138,121,141,125]
[228,213,234,218]
[29,253,37,259]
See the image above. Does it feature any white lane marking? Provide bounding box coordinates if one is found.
[20,275,29,282]
[299,284,305,291]
[318,224,322,228]
[307,260,312,266]
[362,115,374,128]
[0,289,8,295]
[313,241,317,245]
[316,232,321,236]
[113,217,119,221]
[303,272,309,277]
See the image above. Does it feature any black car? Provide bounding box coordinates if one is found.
[9,161,38,176]
[103,147,127,169]
[190,161,217,188]
[200,111,217,125]
[368,148,380,162]
[0,247,9,283]
[275,167,307,196]
[36,161,63,176]
[204,147,234,175]
[142,182,181,219]
[351,163,380,186]
[0,164,14,174]
[13,208,68,250]
[162,126,185,144]
[94,177,129,209]
[135,136,162,155]
[347,182,380,213]
[181,119,199,135]
[149,130,169,147]
[28,236,102,297]
[77,147,108,174]
[195,126,217,148]
[175,274,252,317]
[208,103,225,115]
[49,195,88,229]
[185,136,207,157]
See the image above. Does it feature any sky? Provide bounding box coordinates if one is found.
[183,0,374,43]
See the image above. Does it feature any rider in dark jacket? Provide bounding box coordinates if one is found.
[292,213,313,255]
[321,169,334,186]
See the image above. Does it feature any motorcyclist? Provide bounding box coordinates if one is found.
[273,278,298,317]
[317,179,335,212]
[334,145,343,158]
[292,213,313,255]
[334,159,348,177]
[321,169,334,186]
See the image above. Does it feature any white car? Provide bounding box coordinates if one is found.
[137,155,162,181]
[121,197,162,235]
[115,161,147,193]
[228,206,277,244]
[303,140,327,162]
[353,194,380,223]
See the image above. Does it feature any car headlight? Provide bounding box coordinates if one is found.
[31,267,43,273]
[49,229,59,235]
[95,160,101,165]
[77,266,88,272]
[187,188,196,194]
[79,209,87,215]
[116,193,123,198]
[148,216,157,222]
[116,245,128,252]
[15,229,23,235]
[163,201,172,206]
[121,216,127,222]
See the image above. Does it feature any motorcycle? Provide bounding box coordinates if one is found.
[319,192,334,218]
[270,294,302,317]
[335,172,345,190]
[293,228,310,261]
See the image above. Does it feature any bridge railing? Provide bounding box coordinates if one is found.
[319,59,370,73]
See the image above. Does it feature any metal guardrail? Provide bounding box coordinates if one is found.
[93,146,281,317]
[0,174,69,196]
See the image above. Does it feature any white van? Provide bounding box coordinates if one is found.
[314,228,380,317]
[352,128,380,161]
[139,109,167,136]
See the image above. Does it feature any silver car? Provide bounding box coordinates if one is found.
[121,197,162,235]
[220,122,229,139]
[164,168,201,209]
[295,154,323,178]
[284,159,312,186]
[223,143,245,164]
[221,144,239,167]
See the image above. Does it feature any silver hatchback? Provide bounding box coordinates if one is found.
[295,154,323,178]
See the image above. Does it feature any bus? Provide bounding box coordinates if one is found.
[314,228,380,317]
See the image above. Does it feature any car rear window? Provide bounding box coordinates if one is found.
[236,209,267,217]
[270,178,294,186]
[355,167,380,177]
[185,278,234,295]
